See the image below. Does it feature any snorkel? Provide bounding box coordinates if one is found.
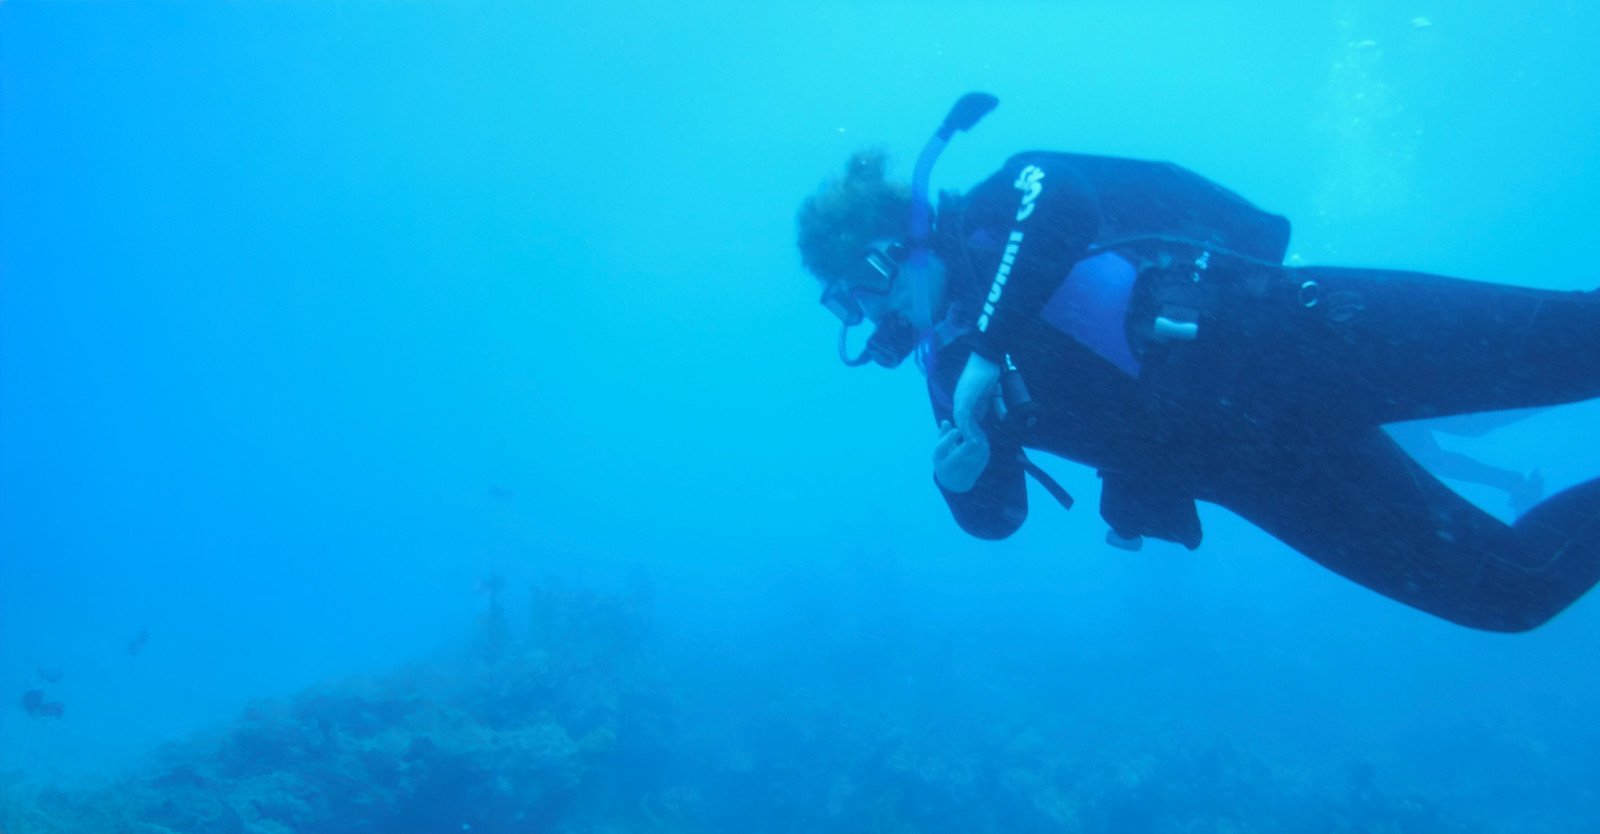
[904,92,999,331]
[836,92,998,368]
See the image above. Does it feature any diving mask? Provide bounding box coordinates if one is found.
[818,241,907,326]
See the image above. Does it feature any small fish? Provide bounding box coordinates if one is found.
[36,666,63,684]
[1411,17,1433,28]
[488,485,516,502]
[127,626,150,656]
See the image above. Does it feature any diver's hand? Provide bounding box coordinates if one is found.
[952,352,1001,445]
[934,419,990,493]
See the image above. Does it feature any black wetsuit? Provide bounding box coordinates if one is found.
[926,151,1600,632]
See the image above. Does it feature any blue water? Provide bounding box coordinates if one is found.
[3,1,1599,831]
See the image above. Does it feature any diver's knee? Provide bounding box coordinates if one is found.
[1477,613,1547,634]
[1465,602,1558,634]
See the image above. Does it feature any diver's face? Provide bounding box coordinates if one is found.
[823,238,945,330]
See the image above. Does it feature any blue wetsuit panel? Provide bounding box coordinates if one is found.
[1039,251,1140,377]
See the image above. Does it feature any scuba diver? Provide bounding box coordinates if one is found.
[796,94,1600,633]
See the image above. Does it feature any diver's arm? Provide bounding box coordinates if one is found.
[938,444,1028,540]
[950,353,1001,446]
[966,155,1102,364]
[932,400,1027,539]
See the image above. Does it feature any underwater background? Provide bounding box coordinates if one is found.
[3,1,1600,831]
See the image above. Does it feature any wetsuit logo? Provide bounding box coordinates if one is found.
[977,231,1026,332]
[1013,165,1044,221]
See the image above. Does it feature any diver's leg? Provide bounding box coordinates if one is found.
[1202,428,1600,632]
[1309,266,1599,422]
[1162,265,1600,427]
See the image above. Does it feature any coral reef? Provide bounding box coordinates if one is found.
[1,577,670,834]
[4,574,1587,834]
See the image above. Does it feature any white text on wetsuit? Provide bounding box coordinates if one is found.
[1014,164,1044,221]
[977,165,1046,333]
[978,231,1026,332]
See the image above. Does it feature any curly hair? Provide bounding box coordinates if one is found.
[796,149,912,282]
